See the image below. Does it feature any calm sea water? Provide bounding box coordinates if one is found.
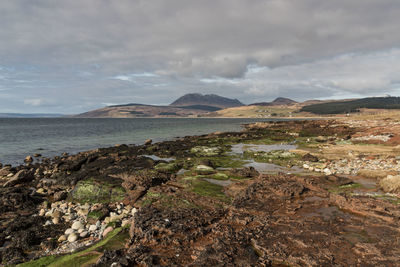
[0,118,273,166]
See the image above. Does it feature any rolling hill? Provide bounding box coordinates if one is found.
[249,97,297,106]
[74,104,219,118]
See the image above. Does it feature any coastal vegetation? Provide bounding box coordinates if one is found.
[300,96,400,114]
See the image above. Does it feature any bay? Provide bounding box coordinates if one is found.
[0,117,275,166]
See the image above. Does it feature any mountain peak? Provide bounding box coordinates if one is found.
[170,93,244,108]
[249,97,297,106]
[271,97,297,105]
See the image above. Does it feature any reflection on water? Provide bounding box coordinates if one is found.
[230,143,305,174]
[230,143,297,154]
[142,155,175,162]
[0,117,271,165]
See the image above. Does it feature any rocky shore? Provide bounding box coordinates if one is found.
[1,119,400,266]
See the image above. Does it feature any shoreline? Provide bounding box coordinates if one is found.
[0,117,270,167]
[2,118,400,265]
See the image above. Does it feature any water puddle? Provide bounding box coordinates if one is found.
[230,143,297,154]
[243,160,306,174]
[203,178,232,187]
[229,143,304,174]
[351,176,377,189]
[142,154,175,162]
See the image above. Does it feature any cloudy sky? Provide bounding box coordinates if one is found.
[1,0,400,114]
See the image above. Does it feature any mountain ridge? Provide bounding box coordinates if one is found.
[249,97,297,106]
[170,93,244,108]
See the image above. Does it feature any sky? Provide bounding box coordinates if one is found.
[1,0,400,114]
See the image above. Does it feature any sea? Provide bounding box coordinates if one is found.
[0,117,277,166]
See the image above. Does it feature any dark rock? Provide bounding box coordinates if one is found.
[302,153,319,162]
[144,139,153,145]
[95,249,129,266]
[0,167,12,177]
[230,167,259,178]
[315,136,328,143]
[3,169,34,187]
[53,191,68,201]
[0,187,43,212]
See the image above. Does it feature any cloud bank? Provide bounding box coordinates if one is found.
[0,0,400,113]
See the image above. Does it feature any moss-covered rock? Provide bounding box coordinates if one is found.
[190,146,222,156]
[194,165,215,175]
[155,162,181,173]
[69,177,126,204]
[191,179,230,202]
[212,172,229,180]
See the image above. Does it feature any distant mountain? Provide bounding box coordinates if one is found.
[170,93,244,109]
[250,97,297,106]
[300,96,400,114]
[0,113,63,118]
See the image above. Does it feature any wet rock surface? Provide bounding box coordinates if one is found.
[1,119,400,266]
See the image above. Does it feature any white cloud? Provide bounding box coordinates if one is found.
[24,98,44,106]
[201,49,400,101]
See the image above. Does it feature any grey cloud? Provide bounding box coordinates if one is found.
[0,0,400,112]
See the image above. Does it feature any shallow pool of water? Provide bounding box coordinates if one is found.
[142,155,175,162]
[203,178,232,187]
[230,143,297,154]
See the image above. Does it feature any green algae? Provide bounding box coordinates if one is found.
[68,177,126,204]
[191,179,230,203]
[154,162,181,173]
[87,209,108,221]
[190,146,222,156]
[329,183,362,194]
[243,149,300,167]
[139,190,201,209]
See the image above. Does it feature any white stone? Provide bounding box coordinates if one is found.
[131,208,137,216]
[52,217,60,224]
[71,221,84,230]
[65,228,75,235]
[323,168,332,175]
[110,214,124,222]
[58,235,67,242]
[80,231,88,238]
[68,233,78,242]
[39,209,45,216]
[121,219,130,227]
[89,224,97,232]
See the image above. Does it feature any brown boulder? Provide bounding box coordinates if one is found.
[3,169,34,187]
